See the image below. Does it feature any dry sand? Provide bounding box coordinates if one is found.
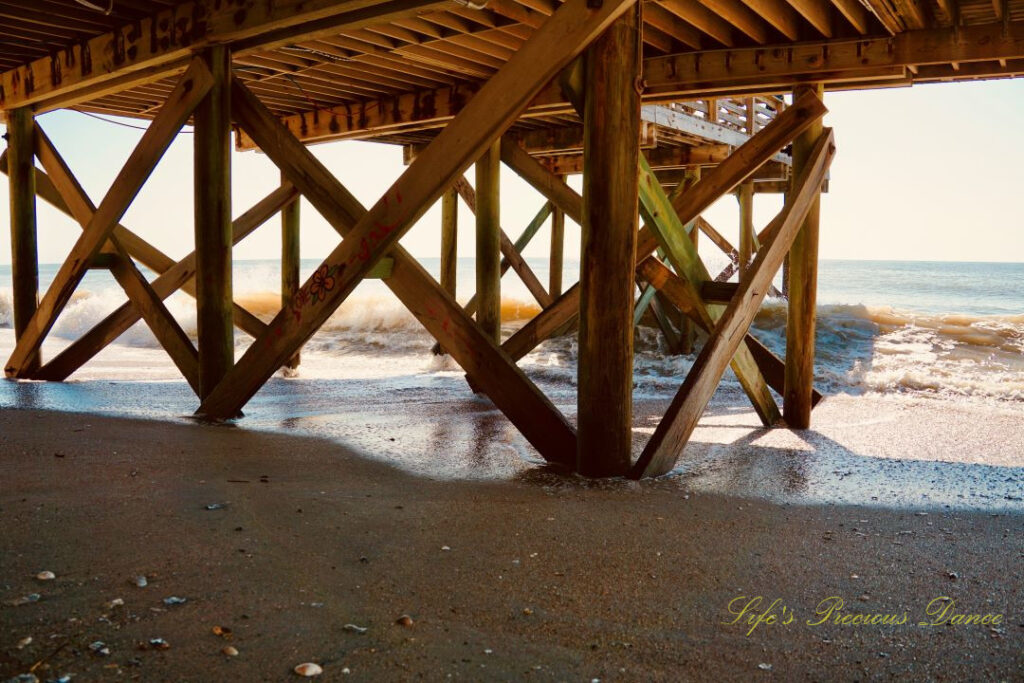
[0,409,1021,681]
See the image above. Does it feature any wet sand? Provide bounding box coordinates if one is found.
[1,409,1021,681]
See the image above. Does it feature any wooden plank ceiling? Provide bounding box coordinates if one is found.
[2,0,1022,149]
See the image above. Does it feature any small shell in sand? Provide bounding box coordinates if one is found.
[35,571,56,581]
[294,662,323,676]
[221,645,239,657]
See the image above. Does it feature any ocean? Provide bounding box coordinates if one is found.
[0,257,1021,507]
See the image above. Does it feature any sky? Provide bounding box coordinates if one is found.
[0,78,1022,268]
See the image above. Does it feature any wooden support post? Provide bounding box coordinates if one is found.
[577,6,640,477]
[738,182,755,280]
[5,107,40,374]
[440,186,458,298]
[475,140,502,343]
[549,176,565,297]
[194,46,233,400]
[784,84,825,429]
[632,129,835,478]
[678,167,701,355]
[281,169,301,370]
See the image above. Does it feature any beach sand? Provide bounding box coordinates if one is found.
[1,408,1021,681]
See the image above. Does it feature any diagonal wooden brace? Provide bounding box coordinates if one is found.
[636,256,824,408]
[33,184,296,382]
[631,128,836,479]
[4,59,214,378]
[501,89,828,363]
[26,128,202,393]
[451,175,552,308]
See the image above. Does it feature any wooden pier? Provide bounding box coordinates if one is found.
[2,0,1022,477]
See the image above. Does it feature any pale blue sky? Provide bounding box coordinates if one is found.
[1,79,1022,266]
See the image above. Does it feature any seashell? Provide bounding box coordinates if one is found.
[17,636,32,649]
[162,596,187,605]
[212,625,233,638]
[89,641,110,656]
[342,624,367,634]
[204,503,228,510]
[395,614,414,627]
[35,571,56,581]
[148,638,170,651]
[132,575,148,588]
[293,662,323,676]
[106,598,125,609]
[221,645,239,657]
[7,593,41,606]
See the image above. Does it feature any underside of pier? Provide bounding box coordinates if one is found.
[2,0,1022,477]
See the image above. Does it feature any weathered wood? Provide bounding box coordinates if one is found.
[4,60,214,379]
[440,186,458,298]
[194,47,234,400]
[784,83,826,429]
[21,131,275,341]
[631,128,835,478]
[33,184,295,383]
[541,144,733,176]
[701,280,739,303]
[204,62,600,464]
[0,0,449,113]
[281,169,302,370]
[105,244,201,394]
[637,154,781,428]
[577,6,640,477]
[452,175,552,309]
[26,118,201,392]
[501,90,827,363]
[549,183,565,297]
[475,140,502,343]
[5,108,40,374]
[500,138,584,224]
[738,182,755,280]
[430,200,552,356]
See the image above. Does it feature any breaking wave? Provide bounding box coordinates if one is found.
[1,283,1021,403]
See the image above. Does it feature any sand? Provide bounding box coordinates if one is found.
[0,408,1021,681]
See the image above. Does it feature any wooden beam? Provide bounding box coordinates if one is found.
[27,118,201,393]
[541,144,733,175]
[784,83,825,429]
[4,60,213,379]
[5,108,40,374]
[33,184,294,383]
[0,0,448,113]
[549,180,565,298]
[639,256,823,405]
[577,6,641,477]
[281,169,301,370]
[642,21,1024,98]
[632,127,835,478]
[500,138,584,223]
[199,0,634,461]
[194,46,234,401]
[783,0,835,37]
[738,182,755,280]
[24,130,273,341]
[475,140,502,343]
[440,186,458,299]
[513,122,657,155]
[501,89,828,363]
[452,175,552,309]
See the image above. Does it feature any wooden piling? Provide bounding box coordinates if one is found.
[193,46,234,400]
[783,84,825,429]
[549,176,565,297]
[738,182,755,280]
[475,140,501,343]
[577,7,640,477]
[5,107,40,374]
[281,169,300,370]
[440,186,458,298]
